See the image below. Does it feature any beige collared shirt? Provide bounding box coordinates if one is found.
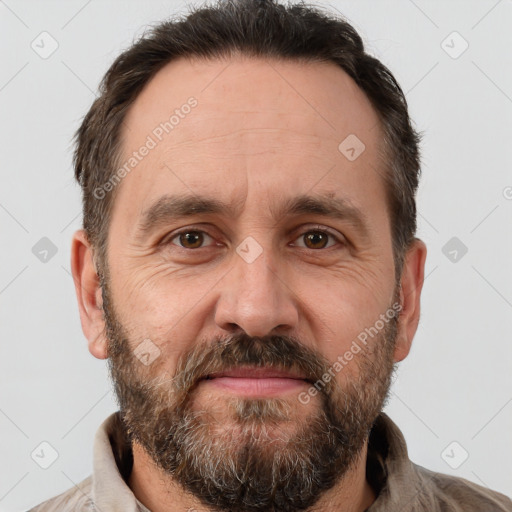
[28,411,512,511]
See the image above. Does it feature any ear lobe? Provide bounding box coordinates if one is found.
[70,229,108,360]
[393,238,427,362]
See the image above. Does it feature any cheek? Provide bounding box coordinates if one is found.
[113,258,203,319]
[112,267,219,366]
[304,272,392,366]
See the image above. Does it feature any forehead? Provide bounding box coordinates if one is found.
[113,55,387,230]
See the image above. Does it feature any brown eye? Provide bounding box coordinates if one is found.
[303,231,329,249]
[180,231,203,248]
[170,230,213,249]
[292,228,341,250]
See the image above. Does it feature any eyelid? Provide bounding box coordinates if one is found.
[290,224,346,248]
[163,223,346,250]
[165,225,218,248]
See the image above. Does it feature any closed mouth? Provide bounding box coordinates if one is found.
[202,366,312,383]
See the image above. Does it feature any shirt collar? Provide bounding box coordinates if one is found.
[91,412,150,512]
[365,412,422,511]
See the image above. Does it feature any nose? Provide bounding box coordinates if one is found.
[213,243,299,338]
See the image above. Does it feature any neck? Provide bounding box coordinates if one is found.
[128,441,376,512]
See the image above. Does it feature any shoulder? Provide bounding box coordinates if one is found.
[27,475,95,512]
[412,463,512,512]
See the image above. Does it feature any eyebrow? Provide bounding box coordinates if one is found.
[134,193,370,242]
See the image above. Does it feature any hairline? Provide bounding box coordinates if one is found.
[90,52,407,284]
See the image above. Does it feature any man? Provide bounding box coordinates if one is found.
[29,0,512,511]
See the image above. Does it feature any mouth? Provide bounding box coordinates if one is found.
[204,367,311,380]
[199,367,312,396]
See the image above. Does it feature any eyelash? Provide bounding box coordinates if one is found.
[164,225,345,251]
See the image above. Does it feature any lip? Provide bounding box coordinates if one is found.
[199,367,311,397]
[204,367,309,380]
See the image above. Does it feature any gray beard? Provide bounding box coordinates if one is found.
[102,277,398,511]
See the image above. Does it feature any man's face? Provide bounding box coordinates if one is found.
[101,56,401,511]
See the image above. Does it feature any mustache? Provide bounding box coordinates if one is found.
[129,333,339,405]
[171,333,336,395]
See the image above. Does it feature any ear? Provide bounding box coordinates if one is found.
[70,229,108,360]
[393,238,427,362]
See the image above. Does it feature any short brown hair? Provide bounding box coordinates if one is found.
[74,0,422,280]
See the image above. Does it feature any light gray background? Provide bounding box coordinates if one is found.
[1,0,511,510]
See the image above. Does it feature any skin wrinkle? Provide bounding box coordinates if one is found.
[72,55,427,512]
[119,239,388,335]
[133,193,373,247]
[102,265,400,511]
